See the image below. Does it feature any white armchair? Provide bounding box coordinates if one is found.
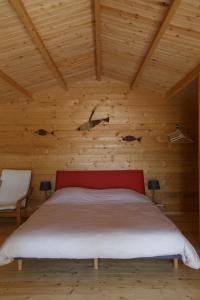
[0,169,32,226]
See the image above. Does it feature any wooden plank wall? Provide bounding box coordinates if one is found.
[168,78,198,233]
[0,78,198,231]
[199,75,200,239]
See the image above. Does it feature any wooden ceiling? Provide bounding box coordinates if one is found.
[0,0,199,98]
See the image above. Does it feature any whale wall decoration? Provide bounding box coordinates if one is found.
[77,105,109,131]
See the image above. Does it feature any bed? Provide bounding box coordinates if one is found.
[0,170,199,270]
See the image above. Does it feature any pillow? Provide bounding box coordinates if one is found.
[47,187,150,204]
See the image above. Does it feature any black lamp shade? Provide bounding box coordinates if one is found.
[40,181,52,191]
[148,180,160,191]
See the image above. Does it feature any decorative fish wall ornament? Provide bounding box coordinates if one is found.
[122,135,142,142]
[77,105,109,131]
[34,129,54,136]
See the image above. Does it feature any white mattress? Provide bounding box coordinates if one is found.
[0,187,199,269]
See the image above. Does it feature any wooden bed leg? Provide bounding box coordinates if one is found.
[173,258,178,269]
[17,259,23,271]
[94,258,99,270]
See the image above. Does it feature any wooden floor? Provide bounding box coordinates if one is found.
[0,222,200,300]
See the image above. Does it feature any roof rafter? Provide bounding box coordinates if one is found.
[9,0,68,90]
[165,63,200,99]
[0,69,31,98]
[94,0,101,80]
[130,0,181,89]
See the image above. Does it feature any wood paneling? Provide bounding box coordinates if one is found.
[0,69,31,98]
[0,0,57,94]
[94,0,101,80]
[166,64,200,99]
[0,78,198,223]
[23,0,95,81]
[9,0,68,90]
[130,0,181,88]
[138,0,200,94]
[0,0,199,97]
[199,74,200,240]
[101,1,169,84]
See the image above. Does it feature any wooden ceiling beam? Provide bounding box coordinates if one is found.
[94,0,101,80]
[130,0,181,89]
[165,63,200,99]
[0,69,31,98]
[9,0,68,90]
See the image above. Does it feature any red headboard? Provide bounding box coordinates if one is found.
[55,170,145,194]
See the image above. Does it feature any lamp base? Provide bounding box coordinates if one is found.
[151,190,158,204]
[44,191,51,200]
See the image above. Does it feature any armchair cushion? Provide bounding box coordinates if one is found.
[0,205,16,210]
[0,169,31,210]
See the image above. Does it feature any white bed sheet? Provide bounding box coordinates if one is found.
[0,187,199,269]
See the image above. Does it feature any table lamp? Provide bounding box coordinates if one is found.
[40,181,52,200]
[148,180,160,204]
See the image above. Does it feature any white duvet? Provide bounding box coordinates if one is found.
[0,187,200,269]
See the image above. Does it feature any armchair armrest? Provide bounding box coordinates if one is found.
[15,187,33,226]
[16,195,27,209]
[16,195,27,226]
[28,187,33,197]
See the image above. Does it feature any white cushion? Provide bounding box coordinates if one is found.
[0,205,16,210]
[0,169,31,210]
